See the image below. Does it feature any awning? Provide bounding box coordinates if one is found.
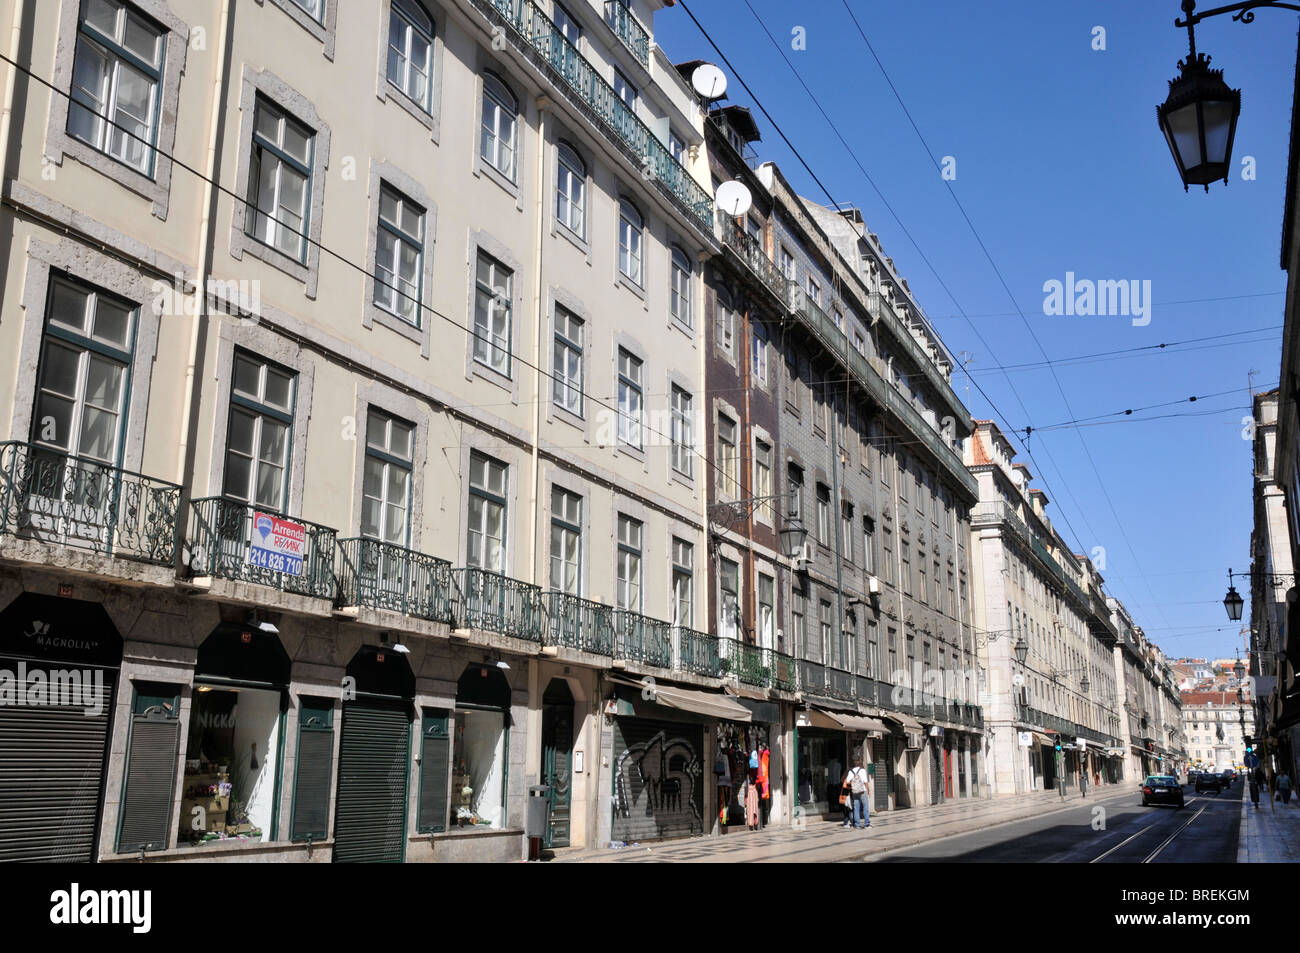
[815,708,888,735]
[1032,732,1056,747]
[609,676,752,722]
[883,712,923,732]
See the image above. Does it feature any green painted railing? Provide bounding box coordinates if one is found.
[452,566,544,641]
[477,0,712,228]
[0,441,180,566]
[615,608,672,668]
[826,666,856,701]
[771,650,797,692]
[677,626,723,677]
[867,292,963,423]
[603,0,649,67]
[798,659,825,696]
[718,212,791,305]
[336,537,454,623]
[188,498,337,599]
[546,590,615,655]
[719,638,771,688]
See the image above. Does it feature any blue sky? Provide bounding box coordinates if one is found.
[657,0,1297,659]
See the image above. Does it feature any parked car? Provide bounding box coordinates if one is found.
[1196,772,1223,793]
[1188,770,1200,785]
[1142,775,1185,808]
[1221,769,1236,785]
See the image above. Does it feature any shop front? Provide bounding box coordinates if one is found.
[0,593,121,862]
[716,698,780,832]
[882,713,925,809]
[796,715,847,819]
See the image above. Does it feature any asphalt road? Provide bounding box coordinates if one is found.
[869,780,1243,863]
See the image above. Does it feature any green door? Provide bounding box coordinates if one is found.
[541,680,573,849]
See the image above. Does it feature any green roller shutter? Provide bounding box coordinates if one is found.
[873,734,892,813]
[0,670,116,862]
[417,709,450,834]
[333,700,411,862]
[116,685,180,853]
[290,698,334,842]
[929,740,943,805]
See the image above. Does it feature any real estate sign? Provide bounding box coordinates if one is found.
[248,513,306,576]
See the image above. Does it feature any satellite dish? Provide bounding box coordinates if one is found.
[714,179,752,217]
[691,63,727,101]
[1012,672,1025,687]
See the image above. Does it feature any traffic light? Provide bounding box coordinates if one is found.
[1055,739,1062,753]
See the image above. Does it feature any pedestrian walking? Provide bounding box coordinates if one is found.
[846,758,872,829]
[1251,765,1264,809]
[838,771,853,828]
[1279,771,1293,805]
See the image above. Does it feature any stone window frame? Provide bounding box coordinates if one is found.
[610,494,652,614]
[544,284,592,435]
[255,0,338,60]
[473,68,523,202]
[349,381,432,550]
[463,229,524,403]
[44,0,190,221]
[374,0,444,141]
[545,465,592,598]
[362,160,438,355]
[11,238,165,475]
[750,423,776,531]
[610,330,649,471]
[664,366,696,490]
[228,66,332,299]
[551,133,591,257]
[457,433,523,576]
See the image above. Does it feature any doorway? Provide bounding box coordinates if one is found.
[541,679,574,848]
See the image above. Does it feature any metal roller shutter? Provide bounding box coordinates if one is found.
[417,710,450,834]
[333,701,411,863]
[873,734,892,813]
[117,711,180,853]
[929,742,942,805]
[611,718,704,843]
[290,700,334,842]
[0,672,116,862]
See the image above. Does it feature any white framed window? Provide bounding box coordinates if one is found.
[787,463,803,522]
[549,486,582,594]
[718,294,735,354]
[833,308,843,331]
[672,538,693,629]
[613,67,637,109]
[618,199,643,285]
[807,276,821,306]
[68,0,164,175]
[480,72,517,181]
[751,322,768,384]
[717,414,738,499]
[245,97,313,262]
[720,558,740,641]
[362,408,414,545]
[467,451,507,571]
[816,483,830,546]
[841,502,853,563]
[473,251,512,376]
[779,246,795,281]
[671,385,693,478]
[387,0,433,109]
[552,306,583,415]
[289,0,324,21]
[758,574,775,650]
[374,183,424,326]
[754,439,773,520]
[616,514,642,611]
[617,348,643,447]
[552,1,581,46]
[670,246,692,327]
[223,351,296,510]
[668,129,686,163]
[556,142,586,238]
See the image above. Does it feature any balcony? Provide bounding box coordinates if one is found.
[826,667,856,701]
[336,538,454,624]
[603,0,649,67]
[1031,535,1065,583]
[188,498,337,599]
[545,591,615,656]
[451,567,543,641]
[868,293,962,421]
[719,638,772,688]
[718,213,791,306]
[0,442,180,567]
[677,626,724,677]
[478,0,712,229]
[615,609,672,668]
[771,650,797,692]
[969,501,1030,546]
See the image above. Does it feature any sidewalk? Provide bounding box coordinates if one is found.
[1237,785,1300,862]
[549,785,1130,864]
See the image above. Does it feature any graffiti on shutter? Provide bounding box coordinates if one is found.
[611,719,703,843]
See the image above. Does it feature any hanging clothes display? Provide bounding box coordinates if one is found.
[757,745,770,799]
[745,778,760,829]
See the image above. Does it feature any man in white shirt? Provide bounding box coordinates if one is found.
[846,758,871,829]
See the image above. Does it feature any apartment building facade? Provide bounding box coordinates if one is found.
[1182,690,1255,771]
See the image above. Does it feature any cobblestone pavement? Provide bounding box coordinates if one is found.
[1237,784,1300,862]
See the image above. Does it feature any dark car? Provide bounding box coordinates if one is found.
[1222,769,1236,785]
[1196,772,1223,793]
[1143,775,1185,808]
[1188,770,1200,785]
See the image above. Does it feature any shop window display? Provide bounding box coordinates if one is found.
[178,686,282,845]
[450,708,505,828]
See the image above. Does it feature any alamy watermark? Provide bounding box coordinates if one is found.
[1042,272,1151,327]
[0,663,106,717]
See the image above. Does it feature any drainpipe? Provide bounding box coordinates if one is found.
[828,319,847,674]
[527,99,547,588]
[177,0,234,493]
[0,0,24,190]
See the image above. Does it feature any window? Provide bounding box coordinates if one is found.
[362,408,414,545]
[672,538,693,628]
[223,351,295,510]
[556,142,585,238]
[549,487,582,594]
[901,538,911,596]
[820,601,833,666]
[69,0,164,175]
[841,503,853,563]
[668,129,686,163]
[791,588,806,657]
[613,67,637,109]
[754,439,773,520]
[863,517,876,574]
[289,0,324,21]
[552,307,583,415]
[854,332,866,356]
[868,622,880,676]
[816,484,830,547]
[717,415,738,499]
[618,199,643,285]
[779,246,795,281]
[887,627,898,680]
[480,73,517,180]
[616,514,642,611]
[617,348,643,448]
[387,0,433,109]
[671,385,693,477]
[467,451,507,571]
[670,246,692,327]
[374,183,424,325]
[833,309,843,331]
[720,558,740,641]
[882,526,894,584]
[745,216,761,243]
[787,463,803,522]
[751,322,768,384]
[918,559,927,605]
[552,1,581,45]
[246,97,313,262]
[473,251,512,375]
[807,276,821,306]
[718,294,735,354]
[758,574,775,650]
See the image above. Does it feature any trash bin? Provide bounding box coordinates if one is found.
[526,785,551,840]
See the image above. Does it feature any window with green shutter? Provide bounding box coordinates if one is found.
[290,697,334,841]
[417,708,450,833]
[116,682,180,853]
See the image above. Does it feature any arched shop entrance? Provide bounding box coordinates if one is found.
[451,664,512,830]
[0,593,121,861]
[333,646,414,863]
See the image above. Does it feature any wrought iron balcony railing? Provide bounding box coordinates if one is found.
[0,442,180,566]
[478,0,712,229]
[798,658,826,696]
[719,638,771,688]
[336,537,454,624]
[188,498,337,599]
[867,292,961,419]
[677,626,723,678]
[826,666,856,701]
[451,566,543,641]
[546,590,615,656]
[718,213,791,305]
[603,0,649,67]
[771,650,797,692]
[615,608,672,668]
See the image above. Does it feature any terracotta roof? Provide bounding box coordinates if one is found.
[1180,691,1242,706]
[970,431,992,466]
